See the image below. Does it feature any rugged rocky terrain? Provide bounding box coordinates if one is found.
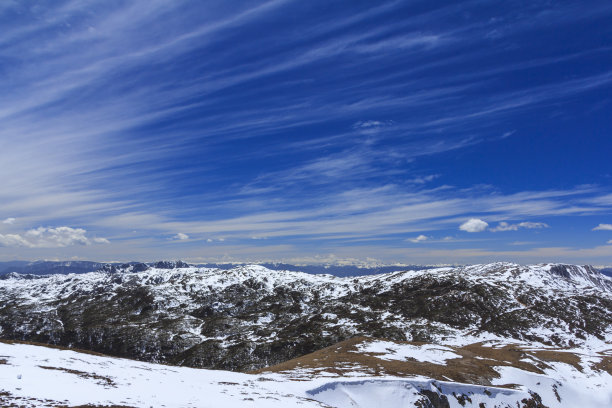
[0,262,610,371]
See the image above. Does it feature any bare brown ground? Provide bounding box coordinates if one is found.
[252,336,611,387]
[592,354,612,373]
[0,338,108,357]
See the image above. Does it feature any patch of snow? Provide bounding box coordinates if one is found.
[354,340,460,364]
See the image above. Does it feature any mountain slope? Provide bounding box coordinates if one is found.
[1,338,610,408]
[0,262,610,371]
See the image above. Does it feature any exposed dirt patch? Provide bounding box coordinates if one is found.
[0,338,108,357]
[529,349,583,371]
[591,354,612,373]
[37,365,116,387]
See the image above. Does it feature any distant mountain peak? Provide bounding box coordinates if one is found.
[152,260,191,269]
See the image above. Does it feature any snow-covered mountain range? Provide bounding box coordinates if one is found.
[1,262,610,373]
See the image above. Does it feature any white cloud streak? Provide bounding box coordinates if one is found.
[0,226,109,248]
[490,221,549,232]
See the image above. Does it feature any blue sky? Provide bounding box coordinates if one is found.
[1,0,612,265]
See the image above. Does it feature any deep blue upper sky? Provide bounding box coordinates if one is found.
[1,0,612,265]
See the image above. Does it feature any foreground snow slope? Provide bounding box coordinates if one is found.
[1,339,610,408]
[0,341,311,408]
[1,262,610,371]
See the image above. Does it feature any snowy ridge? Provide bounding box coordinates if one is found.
[3,261,608,300]
[544,263,612,291]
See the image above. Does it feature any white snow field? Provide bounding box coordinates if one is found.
[1,340,610,408]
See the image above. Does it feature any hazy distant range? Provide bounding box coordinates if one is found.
[0,260,433,278]
[1,260,611,278]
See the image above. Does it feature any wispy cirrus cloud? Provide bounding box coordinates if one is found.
[1,1,611,263]
[407,235,429,243]
[87,185,608,243]
[490,221,549,232]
